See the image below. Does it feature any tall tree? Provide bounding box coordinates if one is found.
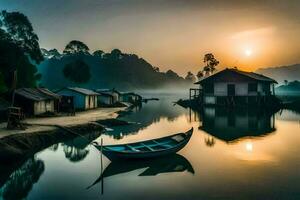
[203,53,219,75]
[63,40,90,55]
[1,10,43,63]
[185,71,196,82]
[196,53,219,78]
[63,60,91,83]
[0,11,42,90]
[110,49,122,59]
[93,50,104,58]
[196,70,204,80]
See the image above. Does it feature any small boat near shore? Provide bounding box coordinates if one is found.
[93,128,193,160]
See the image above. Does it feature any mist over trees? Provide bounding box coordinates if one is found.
[0,10,191,92]
[39,44,190,90]
[0,10,42,93]
[63,60,91,83]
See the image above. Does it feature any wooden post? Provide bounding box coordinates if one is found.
[100,138,104,195]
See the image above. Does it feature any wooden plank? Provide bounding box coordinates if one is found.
[140,142,155,151]
[126,144,139,152]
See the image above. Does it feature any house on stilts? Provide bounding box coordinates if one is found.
[190,68,278,107]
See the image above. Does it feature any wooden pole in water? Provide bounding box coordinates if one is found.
[100,138,104,195]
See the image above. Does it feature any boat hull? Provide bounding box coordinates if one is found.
[95,128,193,160]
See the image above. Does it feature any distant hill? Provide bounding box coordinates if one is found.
[37,49,191,90]
[276,80,300,95]
[256,64,300,85]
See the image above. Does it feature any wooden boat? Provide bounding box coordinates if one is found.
[93,128,193,160]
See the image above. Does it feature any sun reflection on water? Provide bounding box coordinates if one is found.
[245,142,253,152]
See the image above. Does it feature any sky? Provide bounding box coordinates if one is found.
[1,0,300,75]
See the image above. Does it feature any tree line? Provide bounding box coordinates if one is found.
[0,10,220,94]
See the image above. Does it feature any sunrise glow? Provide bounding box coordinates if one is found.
[245,49,253,57]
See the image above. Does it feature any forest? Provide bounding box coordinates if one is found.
[39,44,192,90]
[0,10,194,94]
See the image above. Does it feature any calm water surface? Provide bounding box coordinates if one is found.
[1,93,300,200]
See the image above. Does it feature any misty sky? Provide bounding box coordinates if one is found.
[2,0,300,75]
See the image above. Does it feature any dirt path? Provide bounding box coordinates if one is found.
[0,107,125,139]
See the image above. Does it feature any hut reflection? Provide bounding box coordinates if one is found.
[197,107,276,142]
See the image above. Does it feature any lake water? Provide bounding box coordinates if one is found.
[1,93,300,200]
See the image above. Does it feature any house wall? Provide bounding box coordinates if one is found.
[33,100,55,115]
[121,94,137,103]
[98,95,112,105]
[85,95,98,109]
[202,82,272,104]
[57,90,86,110]
[203,82,271,97]
[111,92,119,103]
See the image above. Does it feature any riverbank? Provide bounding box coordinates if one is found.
[0,107,127,164]
[0,107,126,139]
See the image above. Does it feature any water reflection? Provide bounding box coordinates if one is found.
[1,95,299,199]
[103,99,186,139]
[88,154,194,189]
[62,131,101,162]
[198,107,276,142]
[0,157,44,200]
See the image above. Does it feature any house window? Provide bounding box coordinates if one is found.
[248,83,257,93]
[204,83,214,94]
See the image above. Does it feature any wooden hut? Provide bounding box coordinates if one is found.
[57,87,99,110]
[96,89,120,105]
[120,92,142,104]
[14,88,61,116]
[193,68,278,106]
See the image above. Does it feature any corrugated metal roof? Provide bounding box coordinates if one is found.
[235,70,277,83]
[65,87,100,96]
[195,68,277,84]
[96,89,121,95]
[37,88,61,99]
[15,88,60,101]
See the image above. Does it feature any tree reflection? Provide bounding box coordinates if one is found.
[62,131,101,162]
[63,145,89,162]
[48,143,59,152]
[0,157,44,200]
[204,137,215,147]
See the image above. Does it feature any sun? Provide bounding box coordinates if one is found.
[245,142,253,152]
[245,49,252,57]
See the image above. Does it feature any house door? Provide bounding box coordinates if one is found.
[227,84,235,96]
